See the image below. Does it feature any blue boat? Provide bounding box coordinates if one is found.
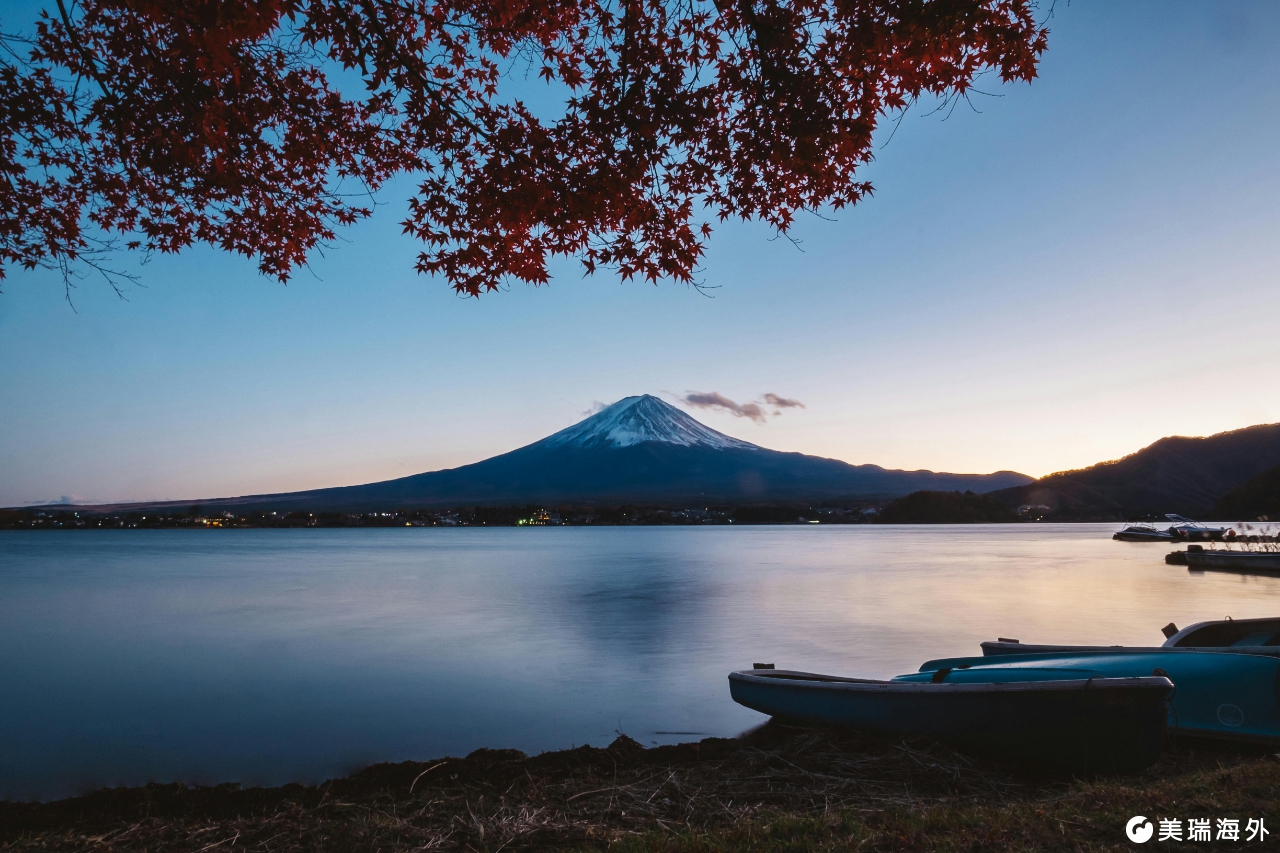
[982,616,1280,658]
[914,651,1280,743]
[729,667,1172,772]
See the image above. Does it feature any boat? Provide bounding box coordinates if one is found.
[1166,515,1229,541]
[1113,522,1174,542]
[982,616,1280,657]
[728,666,1172,772]
[913,651,1280,744]
[1185,549,1280,574]
[1113,515,1229,542]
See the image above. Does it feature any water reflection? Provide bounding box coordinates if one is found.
[556,551,724,656]
[3,525,1280,801]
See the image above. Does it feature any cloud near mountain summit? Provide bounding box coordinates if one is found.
[680,392,805,424]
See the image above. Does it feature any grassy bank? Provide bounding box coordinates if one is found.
[3,723,1278,851]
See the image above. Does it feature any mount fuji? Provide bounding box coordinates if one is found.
[110,395,1030,512]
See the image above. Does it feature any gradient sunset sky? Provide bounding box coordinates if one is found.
[3,1,1279,506]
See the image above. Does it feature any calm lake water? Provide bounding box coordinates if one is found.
[3,524,1280,801]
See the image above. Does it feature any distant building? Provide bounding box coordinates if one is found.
[518,509,561,526]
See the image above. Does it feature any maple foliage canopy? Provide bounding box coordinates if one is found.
[0,0,1047,295]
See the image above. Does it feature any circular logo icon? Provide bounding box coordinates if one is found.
[1126,816,1154,843]
[1217,704,1245,726]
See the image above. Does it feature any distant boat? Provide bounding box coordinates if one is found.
[1113,523,1174,542]
[1166,515,1229,541]
[916,650,1280,744]
[728,666,1171,772]
[982,616,1280,657]
[1113,515,1228,542]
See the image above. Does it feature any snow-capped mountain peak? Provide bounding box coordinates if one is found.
[538,395,760,451]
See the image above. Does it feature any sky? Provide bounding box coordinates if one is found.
[3,1,1280,506]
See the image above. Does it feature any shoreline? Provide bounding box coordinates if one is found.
[4,723,1278,851]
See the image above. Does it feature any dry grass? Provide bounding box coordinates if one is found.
[2,723,1277,852]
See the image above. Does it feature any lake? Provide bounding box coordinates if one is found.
[3,524,1279,801]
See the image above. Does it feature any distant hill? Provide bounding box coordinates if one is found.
[876,490,1017,524]
[51,396,1032,514]
[1208,463,1280,521]
[989,423,1280,520]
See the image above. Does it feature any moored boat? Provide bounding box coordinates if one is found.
[1113,515,1229,542]
[1166,515,1229,541]
[728,667,1172,772]
[982,616,1280,657]
[1114,523,1174,542]
[914,651,1280,744]
[1185,549,1280,574]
